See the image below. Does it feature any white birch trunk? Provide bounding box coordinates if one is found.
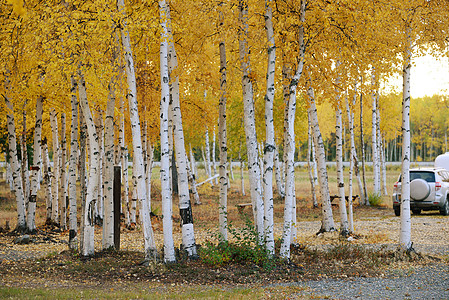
[189,143,196,177]
[21,105,30,212]
[60,113,67,230]
[307,79,335,233]
[119,97,130,227]
[5,94,27,231]
[238,0,264,241]
[28,96,43,232]
[336,107,349,236]
[78,73,99,257]
[130,157,137,226]
[274,143,285,198]
[263,0,275,255]
[371,69,380,196]
[346,95,355,233]
[378,108,388,195]
[280,0,306,258]
[159,0,176,263]
[78,106,87,255]
[6,157,13,190]
[167,3,198,257]
[307,126,318,208]
[96,111,104,225]
[102,76,116,250]
[119,0,157,260]
[400,28,413,251]
[204,125,212,180]
[218,6,228,240]
[50,109,60,225]
[68,76,79,250]
[212,127,217,184]
[42,140,52,222]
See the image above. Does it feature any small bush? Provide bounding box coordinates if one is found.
[368,192,383,206]
[199,217,275,269]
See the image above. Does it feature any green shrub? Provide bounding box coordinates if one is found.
[199,216,275,269]
[368,192,383,206]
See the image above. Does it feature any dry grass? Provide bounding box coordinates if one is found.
[0,164,401,232]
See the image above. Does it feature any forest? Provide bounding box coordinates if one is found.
[0,0,448,266]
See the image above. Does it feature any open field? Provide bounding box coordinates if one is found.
[0,164,448,298]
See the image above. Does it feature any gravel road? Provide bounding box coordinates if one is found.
[280,264,449,299]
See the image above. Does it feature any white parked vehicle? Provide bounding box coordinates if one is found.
[392,167,449,216]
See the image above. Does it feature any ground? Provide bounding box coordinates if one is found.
[1,207,448,296]
[0,171,448,298]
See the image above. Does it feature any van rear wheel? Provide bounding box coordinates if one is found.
[440,200,449,216]
[394,208,400,216]
[412,208,422,215]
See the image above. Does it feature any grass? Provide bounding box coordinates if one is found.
[0,285,312,300]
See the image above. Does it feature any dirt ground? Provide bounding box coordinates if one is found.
[0,206,448,290]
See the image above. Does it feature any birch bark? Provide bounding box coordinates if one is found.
[28,96,43,233]
[307,126,318,208]
[78,72,99,257]
[280,0,306,258]
[50,109,60,225]
[5,95,27,231]
[371,69,380,197]
[68,76,79,250]
[60,113,67,230]
[96,111,104,225]
[336,107,349,236]
[204,124,212,180]
[159,0,176,263]
[306,77,335,233]
[119,97,130,227]
[119,0,157,260]
[166,3,197,257]
[400,27,413,251]
[263,0,275,255]
[346,96,355,233]
[21,104,30,212]
[102,74,117,250]
[42,139,52,223]
[274,143,285,198]
[238,0,264,241]
[218,2,228,241]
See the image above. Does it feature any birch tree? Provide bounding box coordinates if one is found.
[102,75,117,250]
[336,106,349,236]
[118,0,157,261]
[306,75,335,234]
[28,96,43,233]
[167,3,198,258]
[78,72,99,257]
[60,113,67,230]
[371,69,380,197]
[262,0,275,255]
[399,25,412,251]
[218,0,228,242]
[307,126,318,208]
[159,0,176,263]
[68,76,78,250]
[280,0,306,259]
[42,138,52,223]
[5,93,26,232]
[238,0,264,241]
[50,108,59,225]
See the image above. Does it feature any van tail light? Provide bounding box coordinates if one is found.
[393,182,399,193]
[435,182,442,191]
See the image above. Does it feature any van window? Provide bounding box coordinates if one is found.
[398,171,435,182]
